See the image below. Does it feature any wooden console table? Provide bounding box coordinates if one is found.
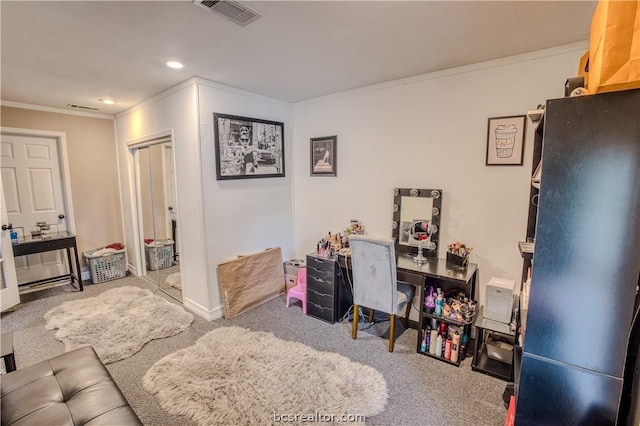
[12,232,83,291]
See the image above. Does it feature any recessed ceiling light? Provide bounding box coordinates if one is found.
[99,98,116,105]
[165,60,184,70]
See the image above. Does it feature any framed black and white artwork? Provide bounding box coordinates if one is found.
[214,113,285,180]
[310,135,337,177]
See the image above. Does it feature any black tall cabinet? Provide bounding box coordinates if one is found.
[515,89,640,425]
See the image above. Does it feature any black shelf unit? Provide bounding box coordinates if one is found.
[417,309,476,366]
[512,107,545,397]
[514,89,640,425]
[414,259,478,367]
[472,307,516,382]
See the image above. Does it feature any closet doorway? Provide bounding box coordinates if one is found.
[131,137,181,301]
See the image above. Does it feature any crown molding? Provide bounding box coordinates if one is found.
[1,100,115,120]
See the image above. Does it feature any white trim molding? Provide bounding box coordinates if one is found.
[183,296,224,321]
[1,100,115,120]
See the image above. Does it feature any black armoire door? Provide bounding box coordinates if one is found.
[516,88,640,425]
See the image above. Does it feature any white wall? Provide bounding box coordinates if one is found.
[196,78,294,313]
[115,78,294,320]
[114,42,586,319]
[292,42,589,306]
[115,82,212,318]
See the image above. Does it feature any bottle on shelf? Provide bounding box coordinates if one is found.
[435,335,443,357]
[429,328,438,354]
[424,286,436,313]
[439,322,447,337]
[444,334,453,360]
[424,326,431,351]
[451,331,461,363]
[435,288,444,316]
[459,333,468,361]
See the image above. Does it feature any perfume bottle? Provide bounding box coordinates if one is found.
[424,326,431,351]
[425,286,436,313]
[435,288,444,316]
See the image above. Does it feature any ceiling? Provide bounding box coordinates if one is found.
[1,1,597,116]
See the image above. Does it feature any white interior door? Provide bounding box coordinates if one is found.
[1,180,20,311]
[1,134,67,284]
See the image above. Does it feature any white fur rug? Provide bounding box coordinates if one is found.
[143,326,388,425]
[165,272,181,289]
[44,286,193,364]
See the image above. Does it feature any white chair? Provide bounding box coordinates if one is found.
[349,235,416,352]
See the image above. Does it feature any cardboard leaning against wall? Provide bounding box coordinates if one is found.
[217,247,284,319]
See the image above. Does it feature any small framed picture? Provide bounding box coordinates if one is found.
[310,136,337,176]
[486,115,526,166]
[213,113,285,180]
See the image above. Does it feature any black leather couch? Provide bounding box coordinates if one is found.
[1,346,141,425]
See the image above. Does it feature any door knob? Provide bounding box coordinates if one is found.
[58,214,65,219]
[1,223,13,231]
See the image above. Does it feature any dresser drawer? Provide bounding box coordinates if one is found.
[307,266,334,284]
[307,301,335,323]
[307,286,334,307]
[306,273,335,295]
[306,255,335,271]
[396,270,422,287]
[13,237,74,257]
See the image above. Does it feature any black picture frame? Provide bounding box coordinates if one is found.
[486,115,526,166]
[214,113,285,180]
[310,136,337,177]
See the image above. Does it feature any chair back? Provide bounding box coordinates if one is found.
[297,267,307,290]
[349,235,398,314]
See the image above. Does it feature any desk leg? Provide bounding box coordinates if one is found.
[471,268,479,301]
[73,245,83,291]
[3,352,16,373]
[65,246,83,291]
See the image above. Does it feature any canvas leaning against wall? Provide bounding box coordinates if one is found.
[213,113,285,180]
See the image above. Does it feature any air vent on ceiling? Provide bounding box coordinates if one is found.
[193,0,262,26]
[67,104,99,111]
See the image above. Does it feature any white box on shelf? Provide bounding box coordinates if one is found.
[484,277,516,324]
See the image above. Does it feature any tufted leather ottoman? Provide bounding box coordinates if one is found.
[0,346,141,425]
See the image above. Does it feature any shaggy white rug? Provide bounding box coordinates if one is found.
[165,272,181,289]
[143,326,388,425]
[44,286,193,364]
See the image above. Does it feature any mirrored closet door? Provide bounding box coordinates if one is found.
[135,141,181,301]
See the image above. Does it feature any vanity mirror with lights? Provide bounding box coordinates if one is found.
[391,188,442,258]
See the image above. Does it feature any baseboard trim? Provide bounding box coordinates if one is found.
[183,296,224,321]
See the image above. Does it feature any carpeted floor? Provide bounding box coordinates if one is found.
[153,264,182,301]
[1,276,508,425]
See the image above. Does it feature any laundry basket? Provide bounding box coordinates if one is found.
[145,239,174,270]
[84,247,127,284]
